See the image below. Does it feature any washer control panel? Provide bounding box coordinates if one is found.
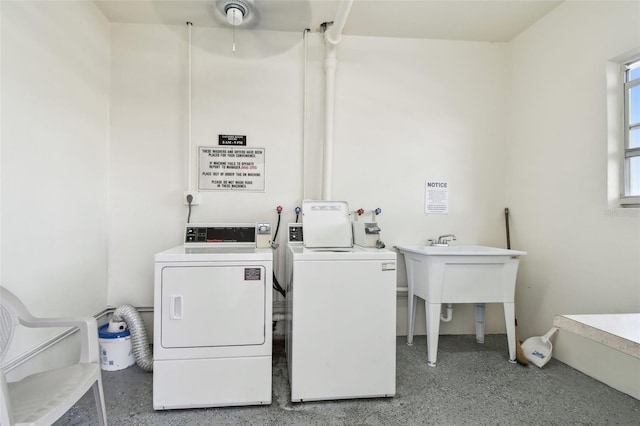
[288,223,303,243]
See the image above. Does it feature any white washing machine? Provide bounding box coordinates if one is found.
[153,224,273,410]
[285,202,397,402]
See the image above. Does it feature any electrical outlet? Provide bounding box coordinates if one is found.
[183,191,201,205]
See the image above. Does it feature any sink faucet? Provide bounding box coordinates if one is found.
[429,234,456,246]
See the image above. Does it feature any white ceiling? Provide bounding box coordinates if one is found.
[94,0,563,42]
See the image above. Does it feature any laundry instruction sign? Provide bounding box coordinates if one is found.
[199,147,265,191]
[425,180,449,214]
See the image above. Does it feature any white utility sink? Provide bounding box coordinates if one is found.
[395,245,526,366]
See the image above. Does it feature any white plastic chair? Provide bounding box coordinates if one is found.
[0,286,107,425]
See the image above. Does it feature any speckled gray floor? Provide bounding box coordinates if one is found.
[56,335,640,425]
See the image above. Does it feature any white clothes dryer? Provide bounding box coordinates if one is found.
[153,224,272,410]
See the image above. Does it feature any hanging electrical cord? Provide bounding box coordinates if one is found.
[295,206,301,223]
[186,194,194,223]
[185,22,195,225]
[271,206,286,297]
[187,22,193,191]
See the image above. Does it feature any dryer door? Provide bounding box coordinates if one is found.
[160,265,266,348]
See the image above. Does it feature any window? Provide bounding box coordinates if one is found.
[622,57,640,205]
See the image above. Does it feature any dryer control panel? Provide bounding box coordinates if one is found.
[185,224,257,244]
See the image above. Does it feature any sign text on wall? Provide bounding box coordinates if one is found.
[218,135,247,146]
[425,180,449,214]
[199,147,265,191]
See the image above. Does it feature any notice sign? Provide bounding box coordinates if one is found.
[199,147,265,191]
[425,181,449,214]
[219,135,247,146]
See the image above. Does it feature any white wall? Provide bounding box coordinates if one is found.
[109,25,511,335]
[108,25,305,306]
[108,23,188,307]
[330,36,510,250]
[507,1,640,339]
[1,1,110,363]
[318,35,512,334]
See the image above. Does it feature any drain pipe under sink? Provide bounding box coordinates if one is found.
[440,303,453,322]
[397,287,454,321]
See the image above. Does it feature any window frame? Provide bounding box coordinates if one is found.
[620,56,640,206]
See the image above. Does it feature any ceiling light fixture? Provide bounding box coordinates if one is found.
[216,0,253,53]
[226,6,244,26]
[219,0,251,26]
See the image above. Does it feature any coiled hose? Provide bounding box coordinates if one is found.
[111,305,153,372]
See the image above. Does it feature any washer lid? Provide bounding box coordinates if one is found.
[302,200,353,248]
[288,243,397,262]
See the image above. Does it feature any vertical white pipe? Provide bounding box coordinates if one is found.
[321,0,354,201]
[322,43,337,201]
[302,29,309,200]
[187,22,193,192]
